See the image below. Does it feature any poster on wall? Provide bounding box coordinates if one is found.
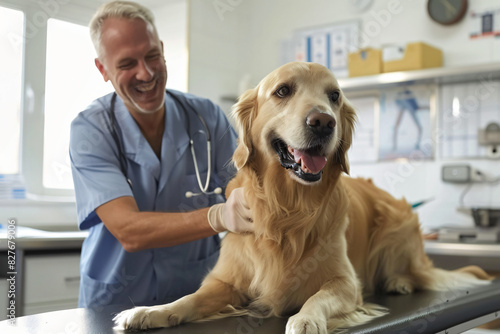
[378,85,435,161]
[469,7,500,39]
[439,80,500,159]
[293,21,359,78]
[348,96,378,163]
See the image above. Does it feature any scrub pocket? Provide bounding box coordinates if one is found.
[80,266,152,308]
[79,272,124,308]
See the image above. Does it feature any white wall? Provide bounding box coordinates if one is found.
[187,0,500,104]
[187,0,500,230]
[187,0,251,122]
[236,0,500,84]
[154,0,188,92]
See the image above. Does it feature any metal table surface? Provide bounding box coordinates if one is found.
[1,279,499,334]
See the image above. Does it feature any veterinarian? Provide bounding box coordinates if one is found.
[69,0,253,308]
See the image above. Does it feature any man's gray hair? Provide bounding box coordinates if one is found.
[89,1,158,58]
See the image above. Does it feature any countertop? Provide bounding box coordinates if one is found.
[0,226,88,251]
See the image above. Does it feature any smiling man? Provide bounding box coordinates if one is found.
[69,1,253,309]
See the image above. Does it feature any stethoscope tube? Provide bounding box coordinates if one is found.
[185,138,222,198]
[107,91,221,197]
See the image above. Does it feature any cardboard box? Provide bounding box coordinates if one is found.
[348,48,383,77]
[383,42,443,73]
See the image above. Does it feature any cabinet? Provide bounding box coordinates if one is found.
[23,252,80,315]
[0,229,86,317]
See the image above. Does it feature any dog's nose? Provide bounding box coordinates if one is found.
[306,111,336,137]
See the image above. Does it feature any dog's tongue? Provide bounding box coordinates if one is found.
[293,149,327,174]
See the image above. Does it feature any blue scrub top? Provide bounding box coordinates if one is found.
[69,90,237,308]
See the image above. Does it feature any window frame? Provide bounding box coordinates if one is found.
[0,0,189,199]
[0,5,24,176]
[1,0,98,198]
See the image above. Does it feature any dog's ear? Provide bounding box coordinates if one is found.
[231,87,258,169]
[337,98,357,174]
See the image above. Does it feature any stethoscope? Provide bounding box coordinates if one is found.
[106,91,222,198]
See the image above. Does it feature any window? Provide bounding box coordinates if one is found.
[0,0,188,200]
[43,18,113,189]
[0,7,24,175]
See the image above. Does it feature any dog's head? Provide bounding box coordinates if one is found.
[232,62,356,185]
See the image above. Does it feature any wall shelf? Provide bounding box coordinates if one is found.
[338,62,500,93]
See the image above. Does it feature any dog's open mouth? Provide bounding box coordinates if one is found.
[272,138,327,183]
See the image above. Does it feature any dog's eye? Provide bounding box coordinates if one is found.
[328,91,340,103]
[275,85,291,98]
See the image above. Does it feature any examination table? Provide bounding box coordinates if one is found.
[1,279,498,334]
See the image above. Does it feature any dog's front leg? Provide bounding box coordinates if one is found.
[113,278,245,330]
[285,276,362,334]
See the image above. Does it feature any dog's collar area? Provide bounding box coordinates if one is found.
[271,138,323,183]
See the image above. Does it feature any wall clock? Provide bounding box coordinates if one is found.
[427,0,468,25]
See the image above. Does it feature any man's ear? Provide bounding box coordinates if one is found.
[231,87,258,170]
[95,58,109,82]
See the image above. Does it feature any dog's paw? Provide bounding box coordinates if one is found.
[386,276,414,295]
[286,314,327,334]
[113,305,180,330]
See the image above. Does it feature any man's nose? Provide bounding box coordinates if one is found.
[136,60,154,81]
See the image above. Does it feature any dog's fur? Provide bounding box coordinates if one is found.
[114,62,491,333]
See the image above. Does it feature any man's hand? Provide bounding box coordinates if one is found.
[207,187,254,233]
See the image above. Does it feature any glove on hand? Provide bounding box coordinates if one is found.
[207,187,254,233]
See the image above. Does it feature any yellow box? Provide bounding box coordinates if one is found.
[383,42,443,73]
[348,48,383,77]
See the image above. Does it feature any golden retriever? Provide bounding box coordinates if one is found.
[114,62,491,333]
